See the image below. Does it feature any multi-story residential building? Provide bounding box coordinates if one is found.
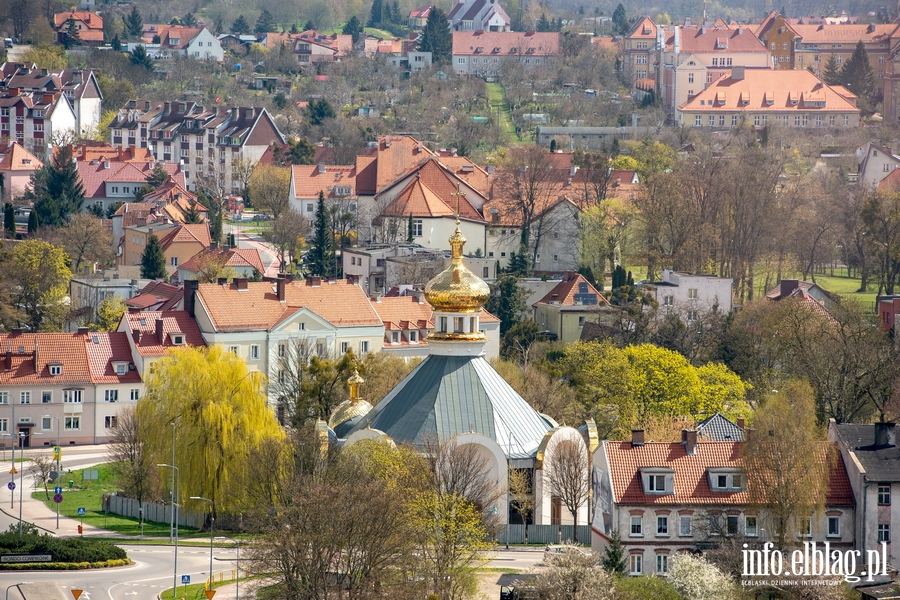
[829,421,900,575]
[186,277,384,405]
[677,67,860,128]
[0,89,76,159]
[69,276,151,323]
[0,65,103,139]
[532,272,611,343]
[622,16,659,83]
[447,0,511,32]
[369,291,500,359]
[755,11,798,70]
[0,330,143,446]
[791,22,894,78]
[120,223,211,275]
[0,141,41,202]
[408,6,432,29]
[856,141,900,190]
[292,30,353,65]
[640,269,734,319]
[289,162,358,224]
[118,310,206,375]
[451,31,560,77]
[591,430,856,573]
[156,26,223,61]
[77,157,183,215]
[535,126,656,151]
[53,11,104,46]
[108,101,284,193]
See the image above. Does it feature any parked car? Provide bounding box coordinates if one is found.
[500,585,539,600]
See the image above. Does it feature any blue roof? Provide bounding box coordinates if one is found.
[346,354,552,458]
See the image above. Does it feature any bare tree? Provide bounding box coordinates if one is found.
[508,467,534,526]
[547,439,590,541]
[107,405,156,508]
[249,164,291,221]
[262,208,310,272]
[530,544,614,600]
[27,453,55,500]
[49,213,114,274]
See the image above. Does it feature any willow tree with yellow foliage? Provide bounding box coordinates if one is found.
[137,345,286,512]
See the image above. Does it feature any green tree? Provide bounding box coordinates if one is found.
[62,19,82,48]
[140,234,167,279]
[249,165,292,221]
[841,40,877,112]
[111,34,121,51]
[129,46,154,71]
[611,3,629,35]
[3,203,14,238]
[56,213,113,274]
[601,529,627,575]
[407,214,415,243]
[125,6,143,39]
[255,9,277,33]
[183,198,203,224]
[27,209,37,233]
[419,7,452,64]
[231,15,251,34]
[182,12,197,27]
[485,275,524,334]
[25,145,85,228]
[308,191,335,276]
[19,45,67,70]
[536,13,551,32]
[615,576,680,600]
[138,345,286,511]
[822,54,842,85]
[94,295,126,331]
[342,16,363,43]
[2,240,72,331]
[367,0,384,27]
[308,98,336,126]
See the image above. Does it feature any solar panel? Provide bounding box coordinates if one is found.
[573,293,598,305]
[578,282,588,293]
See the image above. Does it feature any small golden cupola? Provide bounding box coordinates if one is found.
[328,369,373,437]
[424,216,491,343]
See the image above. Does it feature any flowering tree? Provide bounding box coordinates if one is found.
[531,544,615,600]
[667,554,737,600]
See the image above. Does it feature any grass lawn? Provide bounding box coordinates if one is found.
[485,82,518,145]
[32,462,201,538]
[810,273,879,309]
[363,27,394,39]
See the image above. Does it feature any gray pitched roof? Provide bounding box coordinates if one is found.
[346,354,552,459]
[834,423,900,482]
[696,413,745,441]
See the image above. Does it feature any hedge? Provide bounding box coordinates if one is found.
[1,558,131,570]
[0,532,127,564]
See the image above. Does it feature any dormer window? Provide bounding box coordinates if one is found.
[49,364,62,376]
[169,333,185,345]
[708,468,744,491]
[409,330,418,343]
[113,361,129,375]
[640,467,674,495]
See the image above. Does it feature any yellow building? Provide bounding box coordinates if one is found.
[532,272,611,343]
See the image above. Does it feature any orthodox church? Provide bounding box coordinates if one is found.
[327,216,592,527]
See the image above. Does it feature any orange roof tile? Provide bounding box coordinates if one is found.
[122,311,206,356]
[0,332,92,385]
[381,173,483,222]
[196,280,383,331]
[452,30,560,57]
[291,164,357,199]
[85,331,142,383]
[0,142,42,171]
[791,23,897,44]
[126,281,182,309]
[534,272,609,306]
[371,295,499,336]
[665,26,768,53]
[157,224,211,251]
[178,247,265,274]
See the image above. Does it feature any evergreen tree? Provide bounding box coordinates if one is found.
[612,3,629,35]
[612,264,627,288]
[822,54,842,85]
[287,138,316,164]
[485,276,525,334]
[140,234,167,279]
[111,34,121,51]
[419,7,452,63]
[26,145,85,228]
[389,1,402,23]
[308,98,336,125]
[368,0,384,27]
[183,198,203,224]
[407,214,414,243]
[27,209,37,234]
[601,529,627,575]
[308,192,335,276]
[63,19,82,48]
[536,13,551,32]
[125,6,144,39]
[129,46,154,71]
[507,243,532,276]
[3,203,15,237]
[343,16,363,43]
[304,20,315,32]
[214,16,225,35]
[256,9,277,34]
[841,40,876,104]
[290,22,299,34]
[183,12,197,27]
[145,163,169,187]
[231,15,251,34]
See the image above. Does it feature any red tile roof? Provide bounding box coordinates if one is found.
[534,272,609,306]
[604,440,853,505]
[125,281,182,309]
[371,295,498,344]
[291,164,357,199]
[122,311,206,356]
[76,161,183,199]
[381,171,484,222]
[452,30,560,57]
[196,280,383,331]
[85,331,142,383]
[178,247,265,274]
[157,224,211,251]
[0,142,42,171]
[0,332,93,385]
[628,16,658,39]
[791,23,897,44]
[664,26,768,53]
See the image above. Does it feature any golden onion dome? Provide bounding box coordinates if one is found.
[328,398,374,429]
[424,219,490,313]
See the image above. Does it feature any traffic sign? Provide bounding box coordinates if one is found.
[53,494,63,503]
[55,486,63,494]
[181,575,191,584]
[7,482,14,491]
[205,591,216,599]
[77,507,86,516]
[71,590,83,600]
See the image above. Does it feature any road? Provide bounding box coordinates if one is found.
[226,218,281,277]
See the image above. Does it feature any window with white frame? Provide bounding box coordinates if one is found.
[250,345,260,360]
[359,341,369,353]
[131,389,140,401]
[0,419,7,433]
[105,416,118,429]
[65,416,80,430]
[229,346,239,355]
[50,364,62,375]
[827,516,840,537]
[630,516,642,536]
[629,554,643,575]
[656,554,668,574]
[409,329,419,343]
[879,485,891,505]
[278,344,286,357]
[413,219,423,237]
[679,515,692,536]
[663,295,673,306]
[63,390,83,403]
[0,392,6,404]
[745,515,758,536]
[105,390,118,402]
[19,391,30,404]
[657,516,668,535]
[341,341,349,353]
[115,363,127,375]
[879,524,890,543]
[41,417,52,431]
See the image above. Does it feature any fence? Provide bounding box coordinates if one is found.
[104,494,204,529]
[497,524,591,545]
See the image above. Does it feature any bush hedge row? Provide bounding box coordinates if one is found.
[0,533,127,563]
[0,558,131,570]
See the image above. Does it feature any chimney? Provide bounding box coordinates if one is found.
[317,162,326,174]
[308,276,322,287]
[4,345,10,372]
[276,278,286,301]
[412,290,425,304]
[327,276,336,284]
[384,135,391,148]
[104,160,110,169]
[737,418,745,429]
[874,422,896,447]
[417,141,423,153]
[372,291,382,303]
[164,101,171,115]
[779,279,799,298]
[569,164,578,177]
[33,342,39,372]
[732,66,745,80]
[132,329,141,344]
[217,277,228,285]
[631,429,645,447]
[683,429,698,455]
[155,318,165,344]
[77,327,89,336]
[235,278,248,290]
[186,279,198,317]
[487,164,495,174]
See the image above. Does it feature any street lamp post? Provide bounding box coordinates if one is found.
[191,496,215,590]
[43,415,60,529]
[17,431,24,536]
[214,536,240,600]
[158,463,180,597]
